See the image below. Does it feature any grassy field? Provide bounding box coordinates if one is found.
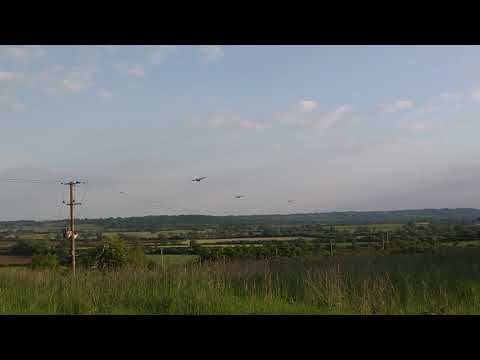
[334,224,403,231]
[0,248,479,314]
[147,254,198,266]
[197,236,307,244]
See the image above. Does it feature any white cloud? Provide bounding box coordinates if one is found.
[201,101,352,133]
[401,119,441,133]
[0,46,29,60]
[308,105,353,130]
[471,87,480,102]
[114,63,145,77]
[417,92,465,114]
[61,66,96,92]
[238,120,266,129]
[0,95,27,112]
[377,99,414,113]
[0,46,46,62]
[27,64,96,95]
[200,45,224,63]
[0,71,24,81]
[297,99,318,113]
[199,112,266,131]
[439,92,463,102]
[97,89,113,99]
[150,45,177,65]
[98,45,119,54]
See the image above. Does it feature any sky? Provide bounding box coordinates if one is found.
[1,45,480,221]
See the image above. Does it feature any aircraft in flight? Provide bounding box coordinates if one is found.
[192,177,207,182]
[235,195,245,199]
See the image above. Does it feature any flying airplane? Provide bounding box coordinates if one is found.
[288,200,295,203]
[192,177,207,182]
[235,195,245,199]
[119,192,126,194]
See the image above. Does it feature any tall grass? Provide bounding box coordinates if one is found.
[0,248,479,314]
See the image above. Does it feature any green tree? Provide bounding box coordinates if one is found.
[94,236,130,270]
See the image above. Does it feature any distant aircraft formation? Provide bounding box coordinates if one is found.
[189,177,295,203]
[119,176,296,213]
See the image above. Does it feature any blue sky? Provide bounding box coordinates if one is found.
[1,45,480,220]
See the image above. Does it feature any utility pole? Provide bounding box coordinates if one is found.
[161,246,164,270]
[62,180,85,276]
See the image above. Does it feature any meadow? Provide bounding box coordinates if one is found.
[0,248,479,314]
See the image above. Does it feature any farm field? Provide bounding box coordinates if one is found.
[147,254,199,266]
[1,215,480,315]
[1,249,480,314]
[334,224,403,231]
[0,255,32,266]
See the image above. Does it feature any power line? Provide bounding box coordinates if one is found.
[0,177,62,184]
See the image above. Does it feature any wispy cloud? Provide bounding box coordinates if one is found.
[0,95,28,112]
[0,45,46,62]
[114,63,145,77]
[150,45,177,65]
[471,87,480,103]
[199,100,353,133]
[200,45,224,63]
[238,120,267,129]
[28,64,96,95]
[0,71,24,81]
[377,99,414,113]
[97,89,113,99]
[418,92,465,113]
[401,119,442,133]
[306,105,353,130]
[62,66,96,92]
[297,99,318,113]
[200,112,259,130]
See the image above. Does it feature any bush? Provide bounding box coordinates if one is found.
[92,236,150,270]
[31,254,59,270]
[127,244,148,267]
[10,239,53,256]
[54,241,70,265]
[94,237,130,270]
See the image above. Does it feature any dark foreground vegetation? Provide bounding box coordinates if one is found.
[0,248,479,314]
[1,209,480,314]
[1,208,480,232]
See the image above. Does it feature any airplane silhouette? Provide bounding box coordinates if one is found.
[192,177,207,182]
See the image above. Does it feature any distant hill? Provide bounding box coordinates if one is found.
[1,208,480,231]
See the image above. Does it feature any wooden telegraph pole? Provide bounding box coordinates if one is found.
[62,180,85,276]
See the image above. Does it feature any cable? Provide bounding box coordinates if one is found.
[0,177,62,184]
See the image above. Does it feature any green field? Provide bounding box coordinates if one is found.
[0,249,479,314]
[147,254,198,266]
[334,223,403,231]
[197,236,307,244]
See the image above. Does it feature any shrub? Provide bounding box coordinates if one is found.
[31,254,59,270]
[92,236,150,270]
[94,237,130,270]
[127,244,148,267]
[10,239,53,256]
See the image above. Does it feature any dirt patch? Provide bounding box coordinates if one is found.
[0,255,32,265]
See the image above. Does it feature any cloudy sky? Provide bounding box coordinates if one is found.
[1,45,480,220]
